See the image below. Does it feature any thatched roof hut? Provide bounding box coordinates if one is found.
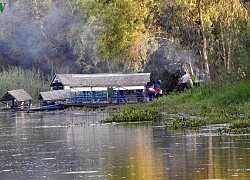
[38,89,71,101]
[0,89,32,109]
[0,89,32,102]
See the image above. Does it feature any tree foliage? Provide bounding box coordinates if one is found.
[156,0,249,80]
[76,0,157,71]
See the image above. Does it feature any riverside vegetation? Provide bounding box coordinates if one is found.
[0,67,51,105]
[104,80,250,134]
[0,67,249,134]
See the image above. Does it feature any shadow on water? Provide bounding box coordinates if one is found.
[0,111,249,180]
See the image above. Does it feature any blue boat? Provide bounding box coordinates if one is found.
[27,104,64,112]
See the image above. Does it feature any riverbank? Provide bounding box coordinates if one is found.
[104,80,250,133]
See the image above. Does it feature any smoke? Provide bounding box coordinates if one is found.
[146,39,201,76]
[0,0,79,74]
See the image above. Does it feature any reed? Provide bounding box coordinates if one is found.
[0,67,51,105]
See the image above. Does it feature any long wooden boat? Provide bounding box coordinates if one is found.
[27,104,64,112]
[58,102,111,108]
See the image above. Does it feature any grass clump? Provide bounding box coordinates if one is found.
[103,107,162,123]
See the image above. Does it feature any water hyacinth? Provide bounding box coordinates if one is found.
[172,117,207,129]
[218,120,250,134]
[104,107,162,122]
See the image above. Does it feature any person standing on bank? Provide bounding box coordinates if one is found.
[181,71,190,92]
[154,80,162,99]
[147,82,155,101]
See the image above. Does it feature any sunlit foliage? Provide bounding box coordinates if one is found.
[76,0,158,71]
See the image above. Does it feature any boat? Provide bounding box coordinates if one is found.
[27,104,64,112]
[32,73,150,110]
[58,102,110,109]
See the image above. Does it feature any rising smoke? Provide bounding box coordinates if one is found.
[0,0,79,74]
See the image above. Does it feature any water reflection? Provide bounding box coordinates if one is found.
[0,111,249,179]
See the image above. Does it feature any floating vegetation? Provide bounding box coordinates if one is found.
[171,117,207,129]
[218,120,250,134]
[103,107,162,123]
[64,106,89,112]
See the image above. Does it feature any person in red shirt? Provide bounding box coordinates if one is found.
[154,80,162,99]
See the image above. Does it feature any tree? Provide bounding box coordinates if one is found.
[155,0,249,80]
[76,0,157,71]
[215,0,249,74]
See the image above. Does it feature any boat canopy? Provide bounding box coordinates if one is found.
[50,73,151,90]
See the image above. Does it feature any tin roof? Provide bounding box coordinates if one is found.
[0,89,32,102]
[50,73,151,87]
[38,90,71,101]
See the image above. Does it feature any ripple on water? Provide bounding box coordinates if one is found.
[59,170,99,174]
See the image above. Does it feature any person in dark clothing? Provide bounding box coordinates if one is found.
[117,90,127,103]
[147,82,155,101]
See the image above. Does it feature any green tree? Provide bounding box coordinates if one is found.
[156,0,249,80]
[215,0,249,74]
[76,0,157,71]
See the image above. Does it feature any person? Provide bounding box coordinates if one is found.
[136,89,144,102]
[20,102,25,110]
[181,71,190,92]
[117,90,127,103]
[154,80,162,99]
[147,82,155,101]
[192,73,199,87]
[107,87,113,103]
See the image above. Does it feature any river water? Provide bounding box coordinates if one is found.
[0,111,249,180]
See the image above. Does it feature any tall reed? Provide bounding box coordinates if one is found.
[0,67,51,105]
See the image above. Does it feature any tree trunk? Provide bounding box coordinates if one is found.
[227,24,233,73]
[220,24,227,71]
[197,0,210,81]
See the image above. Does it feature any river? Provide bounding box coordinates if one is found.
[0,111,249,180]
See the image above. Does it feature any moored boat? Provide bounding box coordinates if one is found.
[27,104,64,112]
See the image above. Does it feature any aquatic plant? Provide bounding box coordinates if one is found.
[104,107,162,122]
[64,106,91,112]
[230,120,250,129]
[172,117,207,129]
[218,120,250,134]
